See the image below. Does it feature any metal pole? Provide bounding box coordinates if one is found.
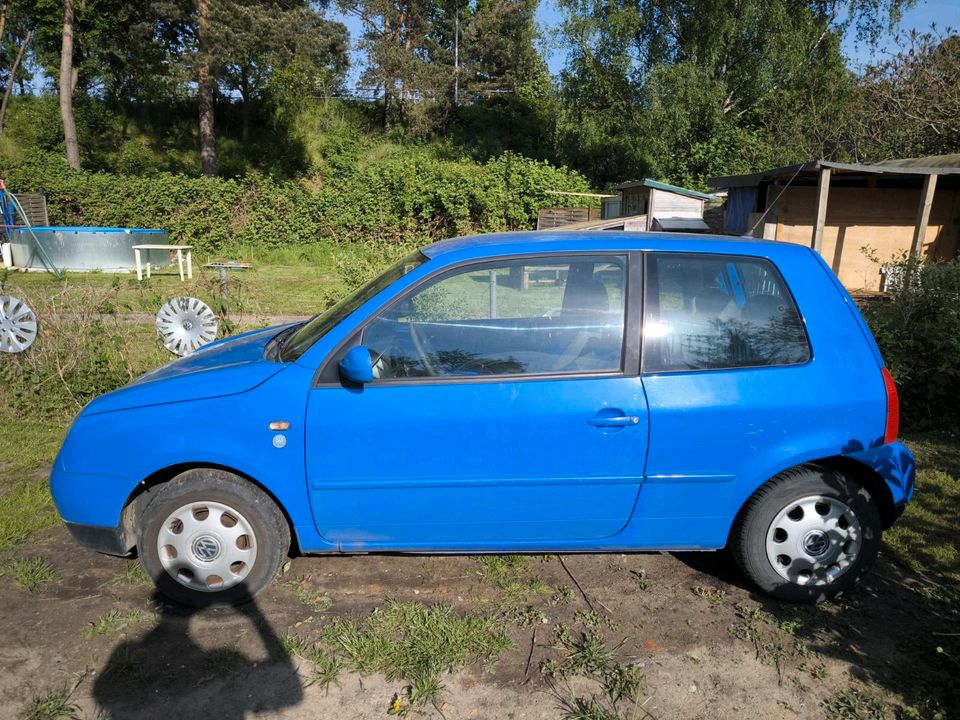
[453,4,459,106]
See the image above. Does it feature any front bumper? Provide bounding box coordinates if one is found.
[65,522,132,556]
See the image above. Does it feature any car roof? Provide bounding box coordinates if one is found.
[420,231,809,261]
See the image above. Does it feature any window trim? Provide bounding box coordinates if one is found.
[314,251,642,388]
[640,251,812,376]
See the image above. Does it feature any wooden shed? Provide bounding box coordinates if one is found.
[603,179,715,232]
[710,155,960,291]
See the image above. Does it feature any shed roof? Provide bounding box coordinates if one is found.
[613,178,717,201]
[708,154,960,189]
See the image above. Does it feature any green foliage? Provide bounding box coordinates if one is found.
[862,256,960,428]
[318,600,512,709]
[19,686,80,720]
[0,557,56,591]
[822,685,889,720]
[3,145,591,255]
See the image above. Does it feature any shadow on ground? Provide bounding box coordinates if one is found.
[92,589,303,720]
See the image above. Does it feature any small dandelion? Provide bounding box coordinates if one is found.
[388,693,403,715]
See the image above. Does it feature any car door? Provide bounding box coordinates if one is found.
[303,252,647,549]
[637,251,816,536]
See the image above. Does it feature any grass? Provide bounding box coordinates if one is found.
[84,609,148,638]
[1,241,389,319]
[0,417,66,550]
[20,678,82,720]
[884,431,960,585]
[543,624,647,720]
[0,557,56,591]
[109,562,149,586]
[822,685,889,720]
[475,555,552,609]
[318,600,512,709]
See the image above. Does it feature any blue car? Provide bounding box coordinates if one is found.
[50,232,914,606]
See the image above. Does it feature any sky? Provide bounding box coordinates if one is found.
[331,0,958,89]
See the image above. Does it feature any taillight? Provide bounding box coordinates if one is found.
[882,367,899,444]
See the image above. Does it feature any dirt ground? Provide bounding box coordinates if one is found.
[2,516,957,720]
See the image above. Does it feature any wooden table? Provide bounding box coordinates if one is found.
[133,244,193,281]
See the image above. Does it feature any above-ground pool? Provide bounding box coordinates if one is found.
[8,226,169,272]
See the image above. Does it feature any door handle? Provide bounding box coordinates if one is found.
[588,414,640,428]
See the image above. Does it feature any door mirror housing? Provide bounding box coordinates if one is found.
[339,345,375,384]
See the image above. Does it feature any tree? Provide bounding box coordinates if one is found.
[59,0,80,169]
[216,2,348,141]
[554,0,918,186]
[853,28,960,160]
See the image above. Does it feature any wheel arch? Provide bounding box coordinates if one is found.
[726,455,899,548]
[118,462,301,556]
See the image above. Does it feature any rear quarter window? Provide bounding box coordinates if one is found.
[643,253,810,373]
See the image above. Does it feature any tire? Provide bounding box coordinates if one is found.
[731,465,881,602]
[137,468,290,607]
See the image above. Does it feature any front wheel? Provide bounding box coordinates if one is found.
[137,469,290,607]
[731,466,881,602]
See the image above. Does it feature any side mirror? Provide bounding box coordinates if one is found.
[339,345,375,384]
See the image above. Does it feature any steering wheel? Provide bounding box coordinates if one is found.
[408,322,439,376]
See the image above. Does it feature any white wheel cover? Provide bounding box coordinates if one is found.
[156,297,218,356]
[0,295,38,353]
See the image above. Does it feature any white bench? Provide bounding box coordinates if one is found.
[133,244,193,281]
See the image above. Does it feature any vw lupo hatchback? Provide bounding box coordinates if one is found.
[51,232,915,606]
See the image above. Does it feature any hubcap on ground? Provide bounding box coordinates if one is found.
[765,494,862,586]
[157,500,257,592]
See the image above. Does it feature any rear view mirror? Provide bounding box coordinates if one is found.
[339,345,374,384]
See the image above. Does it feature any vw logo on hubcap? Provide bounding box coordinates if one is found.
[802,530,830,557]
[192,535,221,561]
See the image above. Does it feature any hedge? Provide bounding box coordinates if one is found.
[3,151,593,254]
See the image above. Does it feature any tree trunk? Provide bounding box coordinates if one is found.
[240,67,250,143]
[382,12,393,132]
[197,0,218,177]
[59,0,81,170]
[0,30,31,135]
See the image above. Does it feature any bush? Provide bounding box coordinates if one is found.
[3,149,592,256]
[0,281,169,420]
[863,255,960,429]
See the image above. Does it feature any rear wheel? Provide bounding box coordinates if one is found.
[732,466,881,602]
[137,468,290,607]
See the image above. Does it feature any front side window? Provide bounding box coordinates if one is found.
[643,253,810,373]
[280,252,427,362]
[362,255,627,379]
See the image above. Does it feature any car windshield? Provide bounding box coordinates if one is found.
[279,251,428,362]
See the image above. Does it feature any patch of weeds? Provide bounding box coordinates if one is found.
[799,660,828,680]
[574,610,620,631]
[84,609,147,638]
[822,685,889,720]
[319,600,511,711]
[109,562,149,586]
[284,574,333,614]
[279,633,312,657]
[281,633,343,691]
[549,586,576,606]
[692,585,727,605]
[544,625,647,720]
[20,676,83,720]
[505,605,548,628]
[0,557,56,591]
[559,696,620,720]
[105,646,144,680]
[476,555,550,607]
[729,603,792,684]
[629,569,649,591]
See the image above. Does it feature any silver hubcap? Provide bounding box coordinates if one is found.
[0,295,38,353]
[157,501,257,593]
[765,494,862,586]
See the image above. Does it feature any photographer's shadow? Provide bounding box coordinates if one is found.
[93,587,303,719]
